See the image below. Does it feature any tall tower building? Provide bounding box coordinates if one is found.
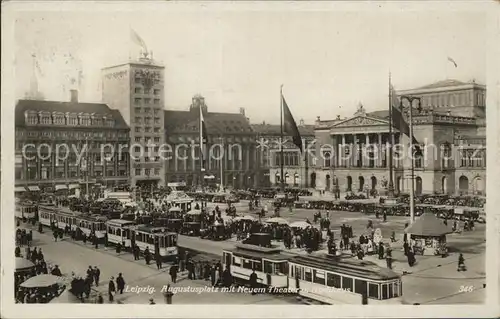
[101,54,165,187]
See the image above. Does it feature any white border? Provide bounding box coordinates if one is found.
[1,1,499,318]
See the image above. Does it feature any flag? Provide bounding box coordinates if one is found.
[447,56,458,68]
[390,84,422,156]
[199,106,208,171]
[130,28,148,52]
[282,94,303,152]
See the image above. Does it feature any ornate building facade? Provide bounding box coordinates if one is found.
[14,91,130,193]
[101,55,166,188]
[312,79,486,195]
[163,95,258,189]
[252,122,315,188]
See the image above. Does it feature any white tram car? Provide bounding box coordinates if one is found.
[288,255,403,304]
[222,244,289,288]
[15,201,37,220]
[131,225,178,258]
[106,219,136,247]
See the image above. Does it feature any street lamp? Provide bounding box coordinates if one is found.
[399,95,421,224]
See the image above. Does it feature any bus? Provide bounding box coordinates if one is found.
[222,243,289,289]
[106,219,136,247]
[131,225,178,259]
[288,254,403,304]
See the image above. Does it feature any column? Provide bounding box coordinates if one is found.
[378,133,382,167]
[340,135,346,167]
[364,134,370,167]
[391,133,396,168]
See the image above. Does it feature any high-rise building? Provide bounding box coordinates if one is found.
[101,54,165,188]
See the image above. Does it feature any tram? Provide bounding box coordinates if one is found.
[15,201,38,220]
[288,254,403,304]
[106,219,136,247]
[77,214,108,238]
[38,205,79,229]
[222,243,289,289]
[131,225,178,259]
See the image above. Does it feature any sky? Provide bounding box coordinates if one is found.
[14,6,487,124]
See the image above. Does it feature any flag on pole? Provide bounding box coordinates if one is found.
[200,106,208,171]
[390,84,422,156]
[130,28,148,52]
[281,94,303,152]
[447,56,458,68]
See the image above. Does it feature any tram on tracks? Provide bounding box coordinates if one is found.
[130,225,178,259]
[222,233,403,305]
[222,243,290,289]
[15,201,38,220]
[288,254,403,304]
[106,219,136,247]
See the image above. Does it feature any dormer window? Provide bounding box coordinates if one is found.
[106,119,115,127]
[39,112,52,125]
[52,112,65,125]
[25,111,39,125]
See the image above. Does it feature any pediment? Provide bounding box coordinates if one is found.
[332,115,389,127]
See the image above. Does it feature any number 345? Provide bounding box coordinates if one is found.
[459,285,474,293]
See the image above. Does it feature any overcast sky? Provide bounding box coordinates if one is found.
[14,5,486,124]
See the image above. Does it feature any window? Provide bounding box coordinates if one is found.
[154,127,160,133]
[135,77,141,83]
[154,89,160,95]
[135,107,141,114]
[242,259,253,270]
[119,170,126,176]
[154,137,160,143]
[342,277,353,292]
[135,117,142,124]
[144,88,150,94]
[135,137,141,142]
[144,108,151,114]
[144,98,151,104]
[254,261,263,272]
[145,157,150,162]
[135,87,142,94]
[233,257,241,267]
[27,115,38,125]
[145,127,151,133]
[154,117,160,125]
[323,151,331,167]
[304,268,312,282]
[264,261,273,274]
[154,99,160,105]
[313,270,326,285]
[134,146,140,152]
[135,98,141,105]
[381,284,389,299]
[107,170,114,177]
[327,273,341,288]
[154,168,160,175]
[135,169,141,176]
[354,279,367,295]
[154,109,159,115]
[135,127,141,133]
[368,283,379,299]
[145,168,151,176]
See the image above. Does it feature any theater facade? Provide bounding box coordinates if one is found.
[312,79,486,196]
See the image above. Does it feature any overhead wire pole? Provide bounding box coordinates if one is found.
[280,85,285,192]
[400,95,421,224]
[387,73,395,198]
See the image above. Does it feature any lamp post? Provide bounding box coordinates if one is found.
[399,95,421,224]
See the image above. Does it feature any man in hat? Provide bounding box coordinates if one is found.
[108,277,116,302]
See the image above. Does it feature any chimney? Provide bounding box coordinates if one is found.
[70,89,78,103]
[299,119,304,126]
[336,115,341,120]
[315,116,321,125]
[239,107,245,116]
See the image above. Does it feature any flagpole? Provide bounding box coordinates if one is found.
[280,85,285,192]
[304,139,308,189]
[200,105,204,188]
[219,135,224,192]
[387,73,395,198]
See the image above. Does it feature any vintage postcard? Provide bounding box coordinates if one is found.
[1,1,499,318]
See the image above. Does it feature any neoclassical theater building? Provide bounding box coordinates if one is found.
[312,79,486,196]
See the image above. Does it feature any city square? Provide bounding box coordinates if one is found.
[4,3,493,313]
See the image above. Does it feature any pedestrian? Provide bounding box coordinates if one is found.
[169,264,178,283]
[94,266,101,287]
[87,266,94,285]
[149,298,156,305]
[96,293,104,304]
[51,265,62,276]
[116,243,122,254]
[116,273,125,294]
[145,248,151,265]
[249,270,258,295]
[210,265,217,287]
[155,254,162,270]
[457,253,466,271]
[108,277,116,302]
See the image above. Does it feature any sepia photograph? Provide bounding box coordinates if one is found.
[1,1,499,318]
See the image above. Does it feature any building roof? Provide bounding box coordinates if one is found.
[251,123,315,136]
[367,110,390,120]
[404,213,453,236]
[15,99,128,129]
[164,109,254,135]
[416,79,468,90]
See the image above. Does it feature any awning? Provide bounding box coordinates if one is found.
[55,185,68,191]
[15,187,26,192]
[69,184,80,189]
[27,186,41,192]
